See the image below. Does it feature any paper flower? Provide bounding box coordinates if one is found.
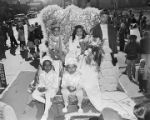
[39,5,106,48]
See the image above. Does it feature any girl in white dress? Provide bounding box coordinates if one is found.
[68,25,88,58]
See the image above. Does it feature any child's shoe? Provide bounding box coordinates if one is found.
[62,107,68,113]
[138,89,143,93]
[78,108,83,113]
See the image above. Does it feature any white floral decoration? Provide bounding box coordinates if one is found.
[39,5,102,43]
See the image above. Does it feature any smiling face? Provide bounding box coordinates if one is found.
[53,27,60,36]
[76,28,83,37]
[43,60,52,73]
[66,64,77,74]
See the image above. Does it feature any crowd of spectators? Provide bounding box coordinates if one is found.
[102,9,150,93]
[0,20,43,63]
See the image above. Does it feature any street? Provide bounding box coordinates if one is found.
[0,14,150,120]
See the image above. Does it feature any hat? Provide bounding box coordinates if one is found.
[140,59,145,63]
[65,54,77,66]
[40,56,53,65]
[130,23,137,29]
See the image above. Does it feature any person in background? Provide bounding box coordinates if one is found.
[130,23,141,43]
[140,16,147,35]
[129,14,137,25]
[7,22,18,47]
[138,10,143,25]
[118,22,126,52]
[27,24,36,60]
[138,59,147,93]
[128,9,133,18]
[0,24,6,60]
[125,35,141,80]
[1,21,8,49]
[138,10,143,34]
[140,32,150,82]
[17,22,25,51]
[34,22,43,53]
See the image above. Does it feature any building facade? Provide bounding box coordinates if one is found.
[1,0,31,4]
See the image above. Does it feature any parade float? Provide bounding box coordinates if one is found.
[38,4,138,120]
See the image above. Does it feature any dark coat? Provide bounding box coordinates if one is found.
[92,23,118,54]
[107,24,118,54]
[34,26,43,39]
[140,38,150,54]
[91,23,103,40]
[125,42,141,60]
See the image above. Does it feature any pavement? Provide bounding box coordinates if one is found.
[0,71,99,120]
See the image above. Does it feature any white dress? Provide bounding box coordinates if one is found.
[61,71,82,92]
[130,28,141,43]
[68,36,82,58]
[77,43,136,120]
[34,70,59,97]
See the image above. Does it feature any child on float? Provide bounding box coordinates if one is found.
[61,54,84,113]
[37,23,67,87]
[68,25,88,58]
[32,56,59,120]
[48,22,67,62]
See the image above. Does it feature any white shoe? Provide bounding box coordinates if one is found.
[78,108,83,113]
[62,107,68,113]
[41,114,48,120]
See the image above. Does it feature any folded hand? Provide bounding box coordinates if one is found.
[38,87,46,92]
[67,86,76,92]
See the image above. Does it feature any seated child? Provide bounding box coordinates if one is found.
[61,55,84,113]
[27,56,53,93]
[32,56,59,120]
[138,59,147,93]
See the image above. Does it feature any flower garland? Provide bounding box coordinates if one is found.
[39,5,102,44]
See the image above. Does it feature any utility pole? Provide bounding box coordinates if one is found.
[113,0,118,9]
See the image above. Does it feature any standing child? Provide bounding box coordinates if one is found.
[125,35,141,80]
[18,23,26,51]
[32,56,59,120]
[138,59,147,93]
[61,55,83,113]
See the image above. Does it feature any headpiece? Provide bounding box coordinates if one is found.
[140,59,145,63]
[40,56,53,65]
[65,53,77,66]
